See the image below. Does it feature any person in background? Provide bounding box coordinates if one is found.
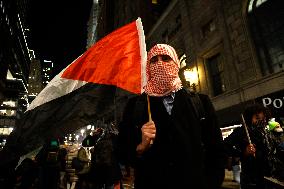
[224,103,281,189]
[231,156,241,184]
[36,138,61,189]
[268,118,284,147]
[118,44,225,189]
[58,147,68,189]
[88,127,122,189]
[15,157,38,189]
[76,146,90,189]
[267,118,284,181]
[226,146,241,184]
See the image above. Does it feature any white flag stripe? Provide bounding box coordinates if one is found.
[27,66,87,112]
[136,17,147,93]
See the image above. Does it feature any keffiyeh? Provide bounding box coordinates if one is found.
[144,44,182,96]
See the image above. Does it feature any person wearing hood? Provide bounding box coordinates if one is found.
[118,44,225,189]
[224,104,284,188]
[268,118,284,146]
[268,118,284,180]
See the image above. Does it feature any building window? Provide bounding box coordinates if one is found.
[168,14,182,40]
[206,53,225,96]
[162,30,168,43]
[248,0,284,75]
[151,0,171,22]
[2,100,16,107]
[152,0,158,4]
[0,109,16,116]
[201,19,216,38]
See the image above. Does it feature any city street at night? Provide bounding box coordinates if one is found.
[1,0,284,188]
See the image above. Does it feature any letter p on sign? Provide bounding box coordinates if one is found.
[262,97,272,107]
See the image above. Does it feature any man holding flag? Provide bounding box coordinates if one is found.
[118,44,225,189]
[0,18,146,187]
[0,18,225,189]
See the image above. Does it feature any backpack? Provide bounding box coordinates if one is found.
[46,151,58,164]
[71,157,84,171]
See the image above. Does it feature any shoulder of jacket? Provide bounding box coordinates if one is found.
[128,93,146,102]
[183,89,208,100]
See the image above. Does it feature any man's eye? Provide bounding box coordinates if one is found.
[161,55,171,62]
[150,56,158,63]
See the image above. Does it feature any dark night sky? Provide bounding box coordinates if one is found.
[27,0,93,76]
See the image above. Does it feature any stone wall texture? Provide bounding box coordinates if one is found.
[146,0,284,115]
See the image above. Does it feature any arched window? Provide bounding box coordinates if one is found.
[247,0,284,75]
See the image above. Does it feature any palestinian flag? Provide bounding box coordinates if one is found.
[0,18,146,165]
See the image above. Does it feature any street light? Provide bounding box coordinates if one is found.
[87,125,92,130]
[80,129,85,136]
[75,135,79,141]
[183,67,198,92]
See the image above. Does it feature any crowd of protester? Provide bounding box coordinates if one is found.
[8,124,123,189]
[8,105,284,189]
[1,43,284,189]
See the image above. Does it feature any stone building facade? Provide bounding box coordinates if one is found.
[95,0,284,126]
[146,0,284,126]
[96,0,171,40]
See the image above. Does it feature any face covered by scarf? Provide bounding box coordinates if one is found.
[144,44,182,96]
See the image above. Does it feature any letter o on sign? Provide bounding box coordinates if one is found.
[273,99,283,108]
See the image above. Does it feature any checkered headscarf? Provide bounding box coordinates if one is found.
[144,44,182,96]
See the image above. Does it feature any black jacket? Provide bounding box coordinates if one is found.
[224,125,281,188]
[89,132,122,184]
[118,89,225,189]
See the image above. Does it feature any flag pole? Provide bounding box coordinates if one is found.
[147,95,152,121]
[147,95,153,145]
[241,114,252,144]
[241,114,255,157]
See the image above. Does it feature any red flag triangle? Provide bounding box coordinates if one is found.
[61,18,146,94]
